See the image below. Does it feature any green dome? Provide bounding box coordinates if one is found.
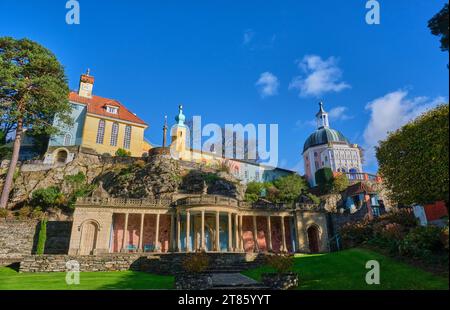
[303,127,349,153]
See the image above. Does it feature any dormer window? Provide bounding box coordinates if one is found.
[106,105,119,114]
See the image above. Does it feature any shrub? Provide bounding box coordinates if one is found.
[376,209,418,229]
[0,208,9,218]
[182,252,210,273]
[440,226,449,250]
[31,187,64,210]
[134,159,146,169]
[340,220,373,248]
[266,254,294,274]
[332,173,349,193]
[36,219,47,255]
[305,192,321,204]
[245,181,266,203]
[31,207,44,220]
[399,226,444,259]
[315,167,334,193]
[272,174,308,203]
[373,222,406,241]
[115,148,131,157]
[17,206,32,219]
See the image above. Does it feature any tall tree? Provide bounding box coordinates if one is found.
[0,37,72,209]
[428,3,449,52]
[376,104,449,206]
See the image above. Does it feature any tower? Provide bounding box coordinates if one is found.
[162,115,168,148]
[171,105,187,153]
[78,69,94,98]
[316,101,329,129]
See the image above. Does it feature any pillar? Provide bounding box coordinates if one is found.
[155,213,160,251]
[281,216,287,252]
[186,211,191,252]
[234,214,239,251]
[267,216,272,252]
[138,213,145,252]
[201,210,205,250]
[239,215,244,251]
[170,213,175,252]
[228,213,232,252]
[122,213,129,252]
[292,216,299,252]
[252,215,259,252]
[215,211,220,252]
[176,212,181,252]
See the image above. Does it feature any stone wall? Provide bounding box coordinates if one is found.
[0,219,38,265]
[19,252,264,274]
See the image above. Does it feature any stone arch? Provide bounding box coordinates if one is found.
[78,220,100,255]
[53,147,70,164]
[306,224,321,254]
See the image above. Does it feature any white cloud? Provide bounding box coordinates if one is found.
[328,106,352,121]
[363,90,445,165]
[289,55,350,97]
[255,72,279,98]
[243,29,255,45]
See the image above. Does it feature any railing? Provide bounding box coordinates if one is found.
[343,172,380,183]
[175,195,239,207]
[76,197,173,208]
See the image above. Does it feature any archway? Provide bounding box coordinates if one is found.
[56,149,68,163]
[307,225,320,254]
[79,221,98,255]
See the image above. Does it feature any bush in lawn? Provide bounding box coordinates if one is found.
[399,226,444,259]
[266,254,294,274]
[340,220,373,248]
[36,219,47,255]
[182,251,210,274]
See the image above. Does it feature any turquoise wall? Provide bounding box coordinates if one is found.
[49,102,86,147]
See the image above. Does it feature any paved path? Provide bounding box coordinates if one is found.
[211,273,259,287]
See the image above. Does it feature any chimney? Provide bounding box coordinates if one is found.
[78,69,95,98]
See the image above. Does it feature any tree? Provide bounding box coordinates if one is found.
[332,173,349,193]
[272,174,308,203]
[315,167,334,194]
[428,3,449,52]
[0,37,72,209]
[376,104,449,206]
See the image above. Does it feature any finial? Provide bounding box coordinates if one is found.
[86,68,91,76]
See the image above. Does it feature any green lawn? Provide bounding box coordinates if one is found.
[242,248,449,290]
[0,267,174,290]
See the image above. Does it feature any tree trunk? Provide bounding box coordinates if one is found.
[0,120,23,209]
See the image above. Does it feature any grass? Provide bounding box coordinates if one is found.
[0,267,174,290]
[242,248,449,290]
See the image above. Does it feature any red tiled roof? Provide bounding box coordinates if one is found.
[69,92,147,126]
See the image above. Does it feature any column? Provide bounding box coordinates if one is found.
[267,216,272,252]
[281,216,287,252]
[155,213,160,252]
[228,213,232,252]
[239,215,244,251]
[122,213,129,252]
[186,211,191,252]
[138,213,145,252]
[234,214,239,252]
[170,213,175,252]
[252,215,259,252]
[176,212,181,252]
[215,211,220,252]
[201,210,205,250]
[292,215,299,252]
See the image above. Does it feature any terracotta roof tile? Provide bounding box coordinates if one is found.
[69,92,147,126]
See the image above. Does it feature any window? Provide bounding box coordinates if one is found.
[244,170,249,179]
[63,133,72,146]
[106,106,118,114]
[96,120,105,144]
[255,171,260,181]
[110,122,119,146]
[123,125,132,149]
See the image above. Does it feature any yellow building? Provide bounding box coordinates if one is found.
[45,71,151,162]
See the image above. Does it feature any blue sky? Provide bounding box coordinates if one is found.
[1,0,448,173]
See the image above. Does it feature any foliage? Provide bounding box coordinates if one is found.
[428,3,449,52]
[315,167,334,194]
[36,219,47,255]
[399,226,445,259]
[30,207,44,219]
[0,208,9,218]
[245,181,268,203]
[265,254,294,274]
[17,206,31,219]
[134,159,146,169]
[376,104,449,205]
[305,192,321,204]
[272,174,308,203]
[30,187,64,210]
[332,173,349,193]
[64,172,95,209]
[182,252,210,274]
[0,145,12,160]
[115,148,131,157]
[0,37,72,209]
[340,220,373,248]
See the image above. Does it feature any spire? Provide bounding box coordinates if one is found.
[316,101,329,129]
[175,104,186,126]
[162,115,168,147]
